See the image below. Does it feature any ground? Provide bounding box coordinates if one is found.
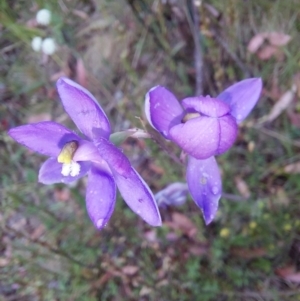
[1,0,300,300]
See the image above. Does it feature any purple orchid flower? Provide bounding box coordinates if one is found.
[8,77,161,229]
[145,78,262,225]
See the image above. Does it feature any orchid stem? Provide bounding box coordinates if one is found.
[190,0,203,95]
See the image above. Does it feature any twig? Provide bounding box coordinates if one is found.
[148,128,183,166]
[137,117,182,165]
[253,126,300,148]
[222,192,248,202]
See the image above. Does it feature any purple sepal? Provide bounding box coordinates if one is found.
[217,78,262,123]
[8,121,80,157]
[186,156,222,225]
[56,77,111,140]
[93,137,132,176]
[145,86,184,138]
[112,166,162,226]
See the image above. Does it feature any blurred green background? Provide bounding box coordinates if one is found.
[1,0,300,300]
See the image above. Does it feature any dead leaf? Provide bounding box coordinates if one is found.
[26,18,38,28]
[204,3,221,19]
[122,266,139,276]
[247,33,266,53]
[27,113,51,123]
[144,230,157,243]
[0,257,10,267]
[161,256,172,277]
[0,119,8,131]
[275,265,296,277]
[189,244,209,256]
[284,273,300,283]
[284,162,300,174]
[287,79,300,127]
[293,73,300,98]
[248,32,291,56]
[165,212,197,238]
[267,32,291,47]
[95,272,114,286]
[72,9,88,20]
[148,162,165,175]
[76,58,87,88]
[157,279,169,287]
[269,77,282,100]
[234,176,251,199]
[247,141,255,153]
[230,247,267,259]
[257,45,282,60]
[139,286,152,296]
[273,187,289,206]
[3,237,12,258]
[166,232,180,241]
[30,224,45,240]
[263,86,282,101]
[76,18,115,37]
[50,71,68,82]
[260,88,295,123]
[10,217,27,231]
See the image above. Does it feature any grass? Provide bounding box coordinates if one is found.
[1,0,300,300]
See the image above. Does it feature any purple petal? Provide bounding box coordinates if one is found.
[38,157,91,184]
[73,140,102,162]
[186,156,222,225]
[182,96,230,117]
[8,122,80,157]
[93,137,132,176]
[86,166,116,229]
[72,141,112,176]
[56,77,111,140]
[217,78,262,123]
[217,115,238,155]
[112,166,162,226]
[145,86,184,138]
[169,116,219,159]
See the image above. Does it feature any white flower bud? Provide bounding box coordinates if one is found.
[41,38,56,55]
[36,9,51,26]
[31,36,42,52]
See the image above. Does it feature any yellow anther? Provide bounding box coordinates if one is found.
[181,112,201,123]
[57,141,79,164]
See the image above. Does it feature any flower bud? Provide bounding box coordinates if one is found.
[110,129,150,146]
[41,38,56,55]
[36,9,51,26]
[31,36,42,52]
